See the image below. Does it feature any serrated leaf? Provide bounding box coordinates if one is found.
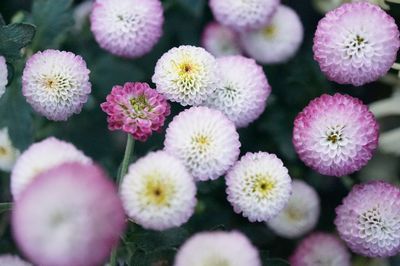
[0,23,35,60]
[31,0,74,50]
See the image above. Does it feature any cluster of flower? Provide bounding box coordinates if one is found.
[0,0,399,265]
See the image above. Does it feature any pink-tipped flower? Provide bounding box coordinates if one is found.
[101,82,170,141]
[203,55,270,128]
[293,93,379,177]
[22,49,91,121]
[209,0,280,32]
[313,2,400,86]
[174,231,261,266]
[12,162,125,266]
[335,181,400,257]
[201,22,242,57]
[0,55,7,99]
[90,0,164,58]
[240,5,304,64]
[290,233,351,266]
[0,254,32,266]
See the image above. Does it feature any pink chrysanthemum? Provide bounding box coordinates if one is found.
[313,2,400,86]
[22,49,91,121]
[203,55,270,128]
[209,0,280,32]
[290,233,351,266]
[293,93,379,177]
[101,82,170,141]
[240,5,303,64]
[12,162,125,266]
[201,22,242,57]
[335,181,400,257]
[0,254,32,266]
[174,231,261,266]
[0,55,7,99]
[90,0,164,58]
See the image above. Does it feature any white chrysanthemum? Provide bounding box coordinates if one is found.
[152,46,219,106]
[174,231,261,266]
[11,137,91,199]
[164,107,240,181]
[120,151,196,231]
[73,0,92,32]
[0,254,32,266]
[22,49,91,121]
[267,180,320,238]
[209,0,280,32]
[240,5,304,64]
[0,128,20,172]
[226,152,292,222]
[203,55,271,128]
[0,56,7,98]
[201,22,242,57]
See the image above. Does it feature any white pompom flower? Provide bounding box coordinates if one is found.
[164,107,240,181]
[226,152,292,222]
[152,45,219,106]
[0,55,7,98]
[120,151,197,231]
[0,128,20,172]
[11,137,91,199]
[240,5,303,64]
[267,180,320,238]
[203,55,271,128]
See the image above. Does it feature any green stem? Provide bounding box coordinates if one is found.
[110,134,135,266]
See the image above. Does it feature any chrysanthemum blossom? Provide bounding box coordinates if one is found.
[0,254,32,266]
[12,162,125,266]
[201,22,242,57]
[120,151,196,230]
[293,93,378,177]
[290,233,351,266]
[90,0,164,58]
[267,180,320,238]
[0,128,20,172]
[152,45,219,106]
[313,2,400,86]
[0,55,7,98]
[100,82,170,141]
[203,56,270,128]
[335,181,400,257]
[11,137,91,199]
[164,107,240,181]
[240,5,303,64]
[209,0,279,32]
[174,231,261,266]
[226,152,292,222]
[22,49,91,121]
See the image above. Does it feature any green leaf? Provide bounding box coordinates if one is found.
[0,23,36,60]
[31,0,74,50]
[0,202,12,214]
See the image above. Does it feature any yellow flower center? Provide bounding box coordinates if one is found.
[191,134,211,153]
[285,205,304,221]
[0,146,7,156]
[263,24,276,38]
[203,256,230,266]
[143,174,175,206]
[174,57,202,91]
[42,74,71,91]
[250,174,276,199]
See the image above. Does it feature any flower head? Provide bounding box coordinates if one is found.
[203,55,270,127]
[0,128,20,172]
[22,49,91,121]
[90,0,164,58]
[0,55,7,98]
[313,2,400,86]
[100,82,170,141]
[240,5,303,64]
[152,45,219,106]
[164,107,240,181]
[335,181,400,257]
[290,233,351,266]
[201,22,242,57]
[12,162,125,266]
[209,0,279,32]
[267,180,320,238]
[11,137,91,199]
[293,93,378,177]
[0,254,32,266]
[226,152,292,222]
[120,151,196,230]
[174,231,261,266]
